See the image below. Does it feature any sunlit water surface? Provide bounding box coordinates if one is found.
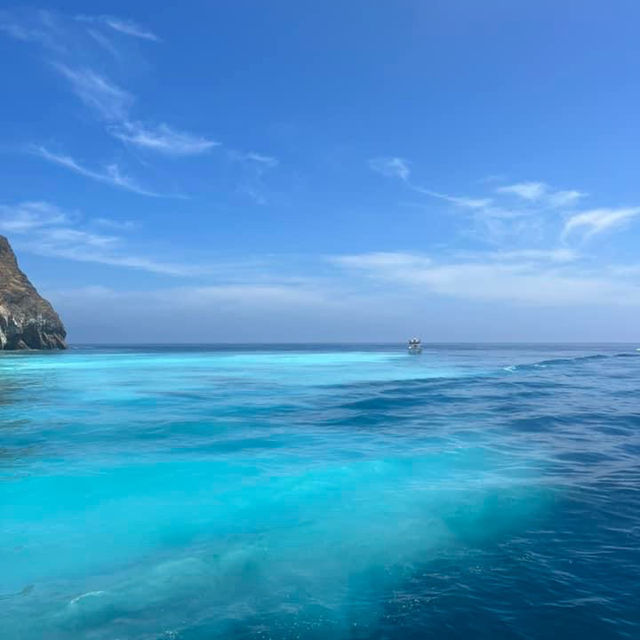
[1,344,639,639]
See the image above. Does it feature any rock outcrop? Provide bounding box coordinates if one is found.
[0,235,66,350]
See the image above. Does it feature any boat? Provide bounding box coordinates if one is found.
[408,338,422,354]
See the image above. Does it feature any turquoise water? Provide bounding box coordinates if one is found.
[1,344,639,639]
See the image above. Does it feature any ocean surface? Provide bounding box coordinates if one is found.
[1,344,639,639]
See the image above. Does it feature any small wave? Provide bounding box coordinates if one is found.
[69,590,106,606]
[503,351,638,374]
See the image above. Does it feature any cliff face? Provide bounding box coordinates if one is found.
[0,235,66,350]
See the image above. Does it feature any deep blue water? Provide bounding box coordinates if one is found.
[1,343,639,639]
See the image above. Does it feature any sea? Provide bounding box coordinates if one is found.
[1,343,639,639]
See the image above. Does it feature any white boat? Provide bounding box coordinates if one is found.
[408,338,422,354]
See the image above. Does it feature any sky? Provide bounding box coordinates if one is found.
[1,0,639,342]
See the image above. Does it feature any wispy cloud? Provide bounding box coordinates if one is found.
[241,152,279,168]
[563,207,640,239]
[85,28,121,58]
[52,60,215,156]
[497,181,586,207]
[110,121,219,155]
[0,9,65,52]
[369,157,619,249]
[369,157,410,181]
[335,251,432,271]
[0,201,197,276]
[52,63,133,121]
[41,244,196,275]
[32,146,163,197]
[412,185,492,210]
[488,248,578,263]
[496,181,548,201]
[76,14,160,42]
[50,62,216,158]
[0,201,70,233]
[369,156,491,209]
[92,217,138,231]
[230,151,280,204]
[2,9,218,168]
[332,251,640,306]
[548,189,585,208]
[3,8,281,205]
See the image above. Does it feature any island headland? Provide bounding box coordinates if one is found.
[0,235,66,350]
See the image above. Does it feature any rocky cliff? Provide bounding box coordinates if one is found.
[0,235,66,350]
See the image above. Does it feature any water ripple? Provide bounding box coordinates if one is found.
[1,343,639,639]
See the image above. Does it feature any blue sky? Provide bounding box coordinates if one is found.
[1,1,639,342]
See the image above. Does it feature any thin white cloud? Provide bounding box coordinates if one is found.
[563,207,640,239]
[0,21,49,45]
[0,10,65,52]
[86,28,121,58]
[370,158,605,248]
[92,217,138,231]
[36,243,197,275]
[242,152,279,168]
[32,146,162,197]
[489,248,578,263]
[412,185,492,210]
[0,201,198,276]
[49,58,213,162]
[0,201,70,233]
[332,251,640,306]
[229,150,279,169]
[100,16,159,42]
[497,182,586,208]
[369,157,411,181]
[3,9,217,177]
[370,157,491,209]
[52,63,132,122]
[548,189,586,208]
[168,284,328,308]
[336,252,432,271]
[238,186,268,205]
[230,150,280,204]
[52,284,328,307]
[76,14,160,42]
[111,121,219,155]
[37,226,118,249]
[496,182,548,201]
